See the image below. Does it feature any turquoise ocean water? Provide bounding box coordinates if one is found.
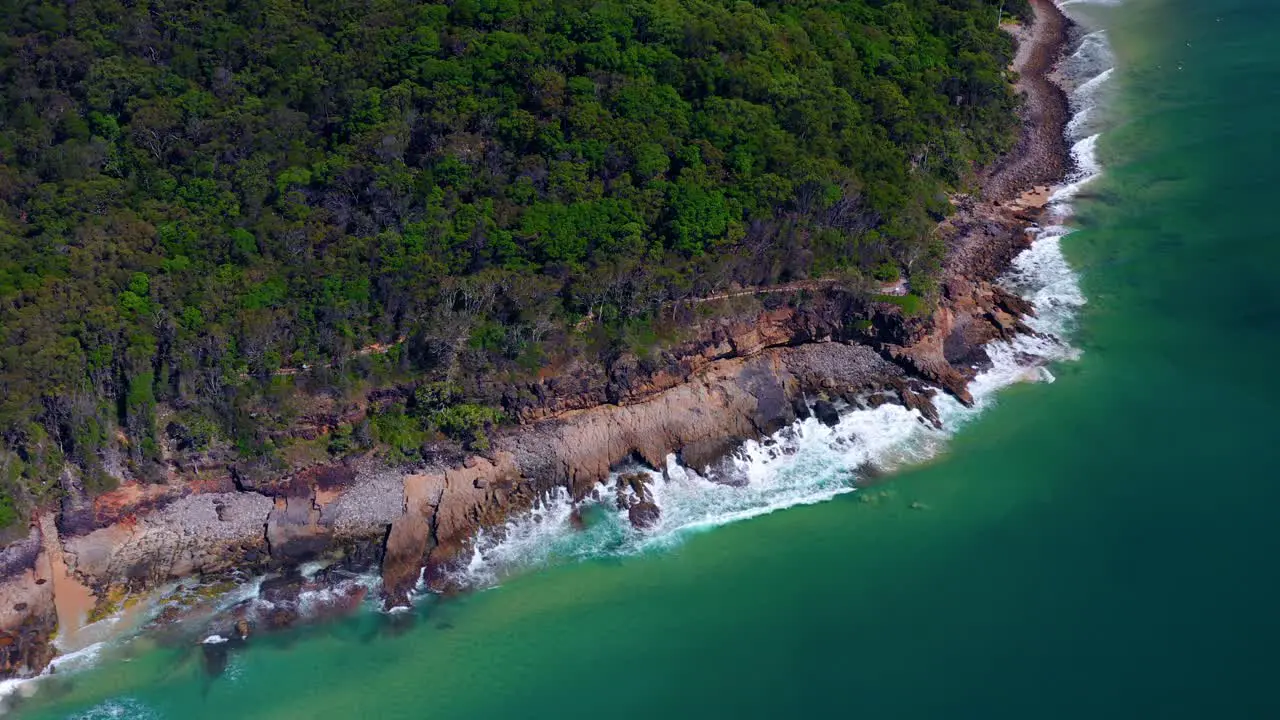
[10,0,1280,716]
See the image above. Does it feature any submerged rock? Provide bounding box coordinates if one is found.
[615,473,662,529]
[257,571,308,629]
[628,502,661,529]
[853,462,886,486]
[614,472,652,511]
[895,383,942,429]
[201,638,230,678]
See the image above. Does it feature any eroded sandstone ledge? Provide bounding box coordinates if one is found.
[0,0,1073,680]
[0,216,1042,645]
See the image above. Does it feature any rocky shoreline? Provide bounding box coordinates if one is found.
[0,0,1074,681]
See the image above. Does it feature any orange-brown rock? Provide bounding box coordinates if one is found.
[0,0,1075,677]
[0,528,56,678]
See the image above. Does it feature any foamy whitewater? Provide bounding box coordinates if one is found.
[455,220,1088,588]
[0,6,1118,714]
[451,6,1113,591]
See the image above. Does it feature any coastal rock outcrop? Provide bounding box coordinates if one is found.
[813,400,841,427]
[0,0,1075,681]
[0,204,1052,677]
[616,473,661,530]
[0,530,56,677]
[0,266,1046,654]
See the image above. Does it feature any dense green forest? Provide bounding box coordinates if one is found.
[0,0,1027,523]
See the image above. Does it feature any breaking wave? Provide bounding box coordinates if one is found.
[0,7,1118,712]
[448,6,1111,591]
[0,641,109,715]
[454,224,1088,588]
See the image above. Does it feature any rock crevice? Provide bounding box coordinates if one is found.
[0,0,1075,680]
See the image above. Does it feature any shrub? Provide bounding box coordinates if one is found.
[372,405,425,461]
[430,404,505,451]
[874,293,929,318]
[0,493,16,530]
[872,262,901,283]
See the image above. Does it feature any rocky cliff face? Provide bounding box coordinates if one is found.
[0,197,1045,629]
[0,230,1043,660]
[0,530,56,678]
[0,0,1073,674]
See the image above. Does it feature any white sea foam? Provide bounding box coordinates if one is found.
[452,222,1086,587]
[1051,133,1103,206]
[3,3,1115,691]
[1067,68,1113,139]
[0,679,33,715]
[1052,20,1116,205]
[1074,66,1114,98]
[1065,105,1092,140]
[447,8,1109,591]
[451,220,1088,589]
[298,560,331,579]
[67,698,160,720]
[452,398,961,589]
[458,488,588,588]
[1066,31,1115,85]
[0,641,111,715]
[296,572,382,616]
[46,641,107,674]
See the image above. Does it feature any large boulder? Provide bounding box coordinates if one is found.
[614,473,661,530]
[812,400,841,427]
[257,571,307,629]
[628,502,661,529]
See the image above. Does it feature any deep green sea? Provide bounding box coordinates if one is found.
[11,0,1280,716]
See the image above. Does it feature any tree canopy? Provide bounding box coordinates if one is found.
[0,0,1027,520]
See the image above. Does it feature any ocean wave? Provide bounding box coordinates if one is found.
[452,374,976,588]
[451,215,1089,589]
[446,9,1109,592]
[1066,30,1116,84]
[1074,65,1114,97]
[1053,22,1115,205]
[1050,134,1100,204]
[1066,69,1113,140]
[451,214,1087,588]
[0,641,109,715]
[0,679,33,715]
[4,4,1115,690]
